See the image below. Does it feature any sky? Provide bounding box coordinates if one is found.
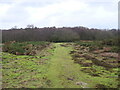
[0,0,119,29]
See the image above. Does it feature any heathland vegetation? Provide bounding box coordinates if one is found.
[1,26,119,88]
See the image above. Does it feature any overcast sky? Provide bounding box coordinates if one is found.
[0,0,119,29]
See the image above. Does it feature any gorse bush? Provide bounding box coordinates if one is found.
[101,38,119,53]
[25,41,49,45]
[102,38,119,46]
[3,41,50,55]
[9,43,25,53]
[76,41,102,51]
[76,41,101,47]
[111,46,120,53]
[75,39,119,53]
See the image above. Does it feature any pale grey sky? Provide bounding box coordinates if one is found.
[0,0,119,29]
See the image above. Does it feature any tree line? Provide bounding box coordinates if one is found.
[1,26,118,42]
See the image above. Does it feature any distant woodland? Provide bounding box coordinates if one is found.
[1,26,118,42]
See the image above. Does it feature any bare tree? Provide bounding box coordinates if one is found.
[11,26,17,29]
[27,24,34,29]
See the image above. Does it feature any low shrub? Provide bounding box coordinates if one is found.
[75,41,103,51]
[3,41,50,55]
[111,46,120,53]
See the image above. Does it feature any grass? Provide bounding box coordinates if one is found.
[46,43,118,88]
[2,42,119,88]
[46,43,82,88]
[2,46,54,88]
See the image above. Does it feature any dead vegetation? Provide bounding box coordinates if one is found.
[70,41,119,80]
[70,43,119,68]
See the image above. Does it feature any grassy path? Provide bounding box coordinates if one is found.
[46,43,118,88]
[47,43,88,88]
[2,43,118,88]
